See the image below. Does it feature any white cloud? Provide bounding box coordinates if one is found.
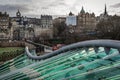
[0,0,120,17]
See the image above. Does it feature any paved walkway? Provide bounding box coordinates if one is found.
[25,42,36,50]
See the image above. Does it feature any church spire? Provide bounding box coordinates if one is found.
[80,6,85,14]
[69,11,73,16]
[104,4,108,15]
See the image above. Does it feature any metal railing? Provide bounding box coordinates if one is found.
[25,39,120,60]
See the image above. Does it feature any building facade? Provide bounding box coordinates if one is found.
[53,17,66,24]
[39,15,53,39]
[41,15,53,28]
[0,12,10,29]
[11,11,54,40]
[66,12,77,26]
[0,12,11,40]
[77,7,96,33]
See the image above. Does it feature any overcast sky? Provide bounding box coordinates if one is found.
[0,0,120,17]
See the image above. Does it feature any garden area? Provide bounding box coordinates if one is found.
[0,47,24,63]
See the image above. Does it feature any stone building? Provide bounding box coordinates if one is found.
[25,27,35,40]
[0,12,11,40]
[34,26,53,39]
[53,17,66,24]
[99,4,109,21]
[11,10,37,40]
[41,15,53,28]
[27,18,41,26]
[0,12,10,29]
[0,10,54,40]
[11,10,25,40]
[77,7,96,33]
[39,15,53,38]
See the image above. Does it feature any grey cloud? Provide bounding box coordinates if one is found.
[0,0,33,4]
[0,4,32,16]
[0,4,30,12]
[40,0,67,11]
[48,0,67,7]
[58,2,67,6]
[110,3,120,8]
[41,7,49,10]
[117,11,120,13]
[108,10,116,13]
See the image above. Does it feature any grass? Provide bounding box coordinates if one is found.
[0,47,24,54]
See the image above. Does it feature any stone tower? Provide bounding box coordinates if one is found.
[16,9,21,17]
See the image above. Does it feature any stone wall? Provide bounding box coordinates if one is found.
[0,41,25,47]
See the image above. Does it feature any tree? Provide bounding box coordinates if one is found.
[96,15,120,40]
[53,21,66,37]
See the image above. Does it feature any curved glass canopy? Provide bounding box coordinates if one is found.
[0,40,120,80]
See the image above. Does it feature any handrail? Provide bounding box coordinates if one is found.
[26,40,52,49]
[25,40,120,60]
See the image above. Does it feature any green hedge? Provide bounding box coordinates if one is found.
[0,47,24,62]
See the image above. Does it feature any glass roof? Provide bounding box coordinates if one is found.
[0,47,120,80]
